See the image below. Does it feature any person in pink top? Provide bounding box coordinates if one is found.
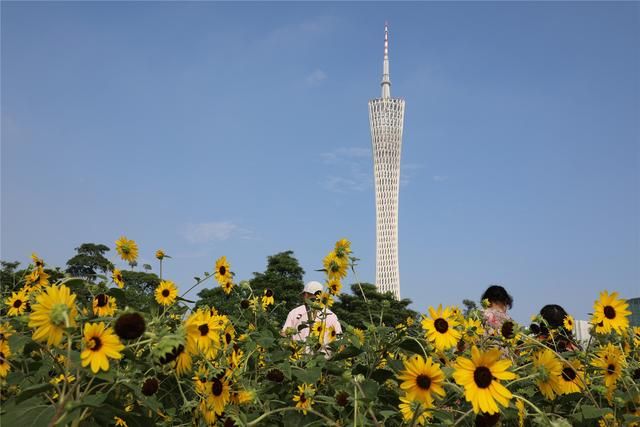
[481,284,513,334]
[281,281,342,343]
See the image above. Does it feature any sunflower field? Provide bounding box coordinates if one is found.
[0,238,638,427]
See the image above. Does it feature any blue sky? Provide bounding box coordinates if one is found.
[2,2,638,323]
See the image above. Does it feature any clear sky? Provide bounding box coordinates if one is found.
[2,2,639,323]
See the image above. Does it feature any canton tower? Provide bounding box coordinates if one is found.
[368,24,405,299]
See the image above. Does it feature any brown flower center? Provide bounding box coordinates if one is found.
[211,378,223,396]
[96,294,108,307]
[473,366,493,388]
[162,289,170,297]
[219,266,226,276]
[299,393,307,403]
[265,289,273,297]
[607,364,616,375]
[416,374,431,390]
[88,336,103,351]
[13,299,22,308]
[434,318,449,334]
[501,321,515,339]
[603,306,616,319]
[198,324,209,336]
[561,367,577,381]
[225,333,232,344]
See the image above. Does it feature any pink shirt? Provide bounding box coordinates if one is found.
[482,307,511,332]
[282,304,342,342]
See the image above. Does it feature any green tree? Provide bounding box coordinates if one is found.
[331,283,418,329]
[118,270,161,312]
[65,243,114,279]
[0,261,21,293]
[196,250,305,324]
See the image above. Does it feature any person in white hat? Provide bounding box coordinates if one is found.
[281,280,342,343]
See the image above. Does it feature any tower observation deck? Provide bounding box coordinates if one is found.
[368,23,405,299]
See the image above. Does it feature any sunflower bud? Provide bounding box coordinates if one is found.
[114,313,146,340]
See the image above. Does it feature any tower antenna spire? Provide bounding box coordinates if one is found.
[381,21,391,98]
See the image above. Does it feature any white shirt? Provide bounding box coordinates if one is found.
[282,304,342,342]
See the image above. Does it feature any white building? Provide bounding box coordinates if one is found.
[368,24,405,299]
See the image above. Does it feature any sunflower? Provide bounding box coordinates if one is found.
[81,322,124,373]
[92,294,117,317]
[326,326,338,344]
[563,315,574,332]
[452,346,516,414]
[193,366,210,396]
[228,347,244,370]
[27,268,50,288]
[463,318,485,342]
[559,359,586,395]
[327,278,342,296]
[31,252,45,268]
[532,349,563,400]
[399,395,431,425]
[155,249,165,260]
[397,355,446,406]
[515,399,526,427]
[114,416,128,427]
[334,238,352,260]
[112,268,124,289]
[198,399,218,425]
[115,236,139,263]
[175,350,192,376]
[214,256,231,285]
[592,343,625,390]
[421,305,462,351]
[316,292,334,309]
[323,251,348,281]
[352,328,365,346]
[186,310,222,352]
[6,290,28,316]
[231,388,255,405]
[293,383,315,415]
[592,291,631,334]
[221,324,235,349]
[220,280,234,295]
[28,285,78,347]
[0,341,11,378]
[261,288,274,307]
[155,280,178,306]
[0,322,14,343]
[311,321,327,344]
[207,375,231,415]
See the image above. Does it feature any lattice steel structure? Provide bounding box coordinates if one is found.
[369,24,405,299]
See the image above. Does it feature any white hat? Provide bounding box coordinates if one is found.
[302,281,323,295]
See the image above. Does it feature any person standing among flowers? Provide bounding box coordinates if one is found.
[281,281,342,344]
[480,284,513,335]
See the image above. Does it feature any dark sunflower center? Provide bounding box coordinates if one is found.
[434,318,449,333]
[198,324,209,336]
[607,364,616,375]
[561,367,577,381]
[265,289,273,297]
[603,306,616,319]
[96,294,108,307]
[501,321,514,339]
[473,366,493,388]
[13,299,22,308]
[162,289,170,297]
[89,336,103,351]
[299,394,307,403]
[416,374,431,390]
[225,333,232,344]
[211,379,223,396]
[219,266,226,276]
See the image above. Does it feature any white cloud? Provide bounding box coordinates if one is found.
[305,69,327,86]
[181,221,252,244]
